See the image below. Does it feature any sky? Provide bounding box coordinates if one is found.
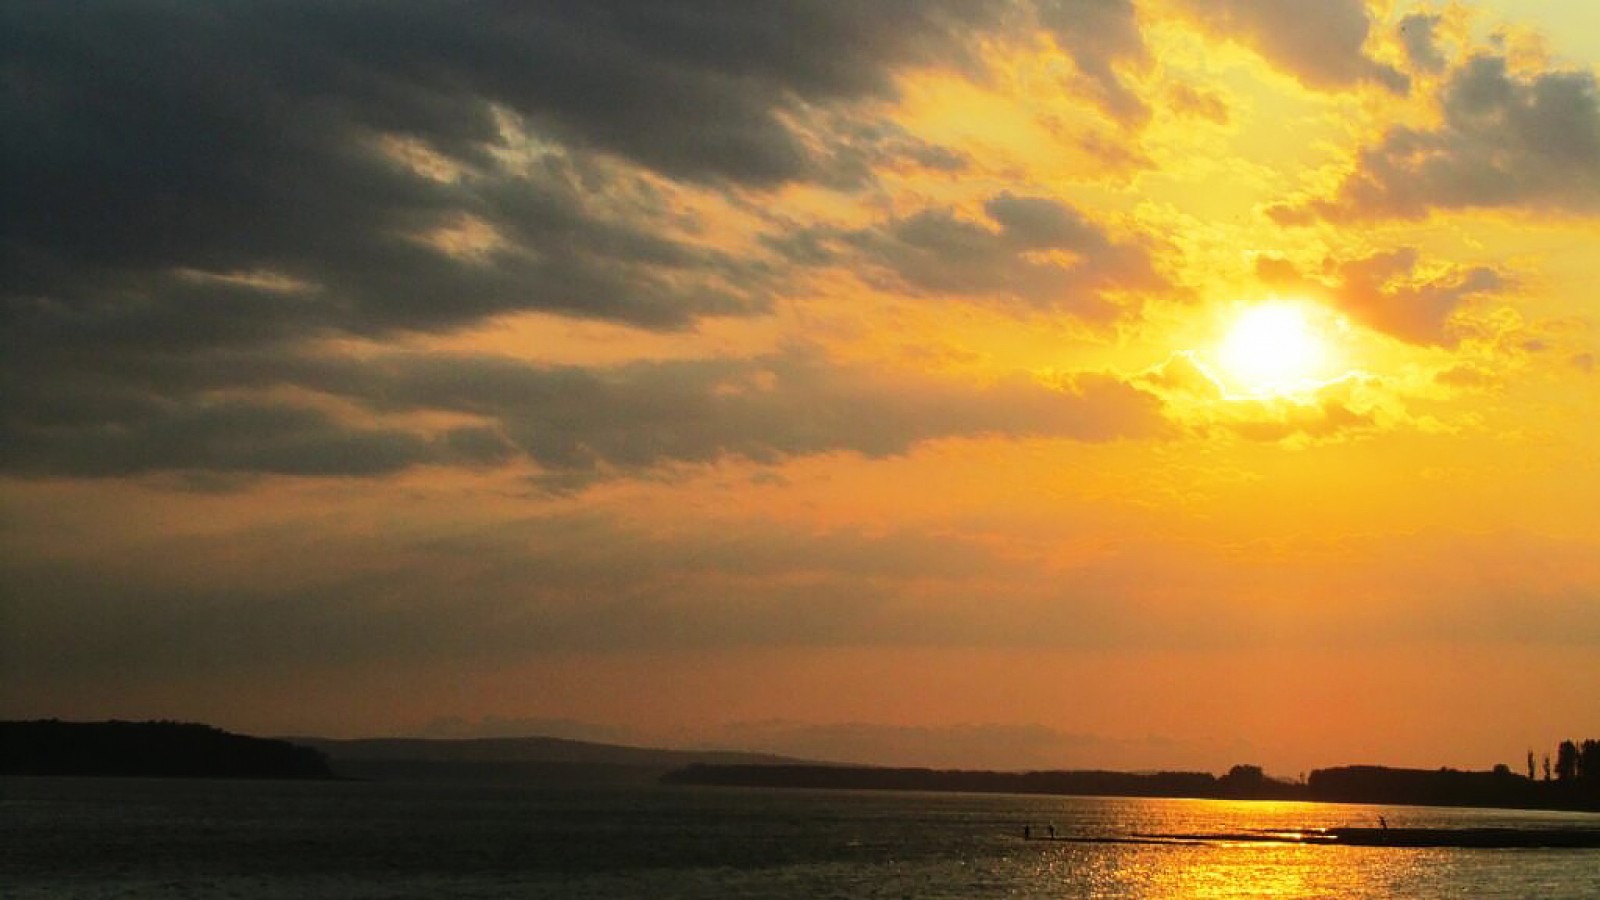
[3,0,1597,776]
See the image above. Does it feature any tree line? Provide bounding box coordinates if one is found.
[668,743,1600,812]
[1526,739,1600,783]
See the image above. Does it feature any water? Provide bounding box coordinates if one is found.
[4,776,1598,898]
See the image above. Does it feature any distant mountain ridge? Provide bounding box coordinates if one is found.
[282,734,821,784]
[286,734,810,766]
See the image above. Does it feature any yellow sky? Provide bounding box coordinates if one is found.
[2,0,1595,773]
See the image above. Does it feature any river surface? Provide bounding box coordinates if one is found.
[5,776,1598,898]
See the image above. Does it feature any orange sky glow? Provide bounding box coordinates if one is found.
[2,0,1596,774]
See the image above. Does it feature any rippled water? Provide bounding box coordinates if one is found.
[5,776,1598,898]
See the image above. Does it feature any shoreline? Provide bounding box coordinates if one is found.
[664,763,1600,814]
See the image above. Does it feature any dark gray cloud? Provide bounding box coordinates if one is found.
[1174,0,1407,93]
[0,0,1151,486]
[0,400,461,479]
[0,0,1121,350]
[1303,53,1600,219]
[5,0,870,344]
[826,192,1166,317]
[2,1,1183,485]
[2,343,1163,481]
[380,350,1164,475]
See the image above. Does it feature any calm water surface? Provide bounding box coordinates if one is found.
[4,776,1598,898]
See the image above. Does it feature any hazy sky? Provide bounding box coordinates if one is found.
[4,0,1596,775]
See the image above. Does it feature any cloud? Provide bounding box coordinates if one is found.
[1173,0,1408,93]
[0,515,1013,685]
[1434,362,1494,389]
[8,507,1595,698]
[3,2,1182,485]
[4,5,795,377]
[1136,352,1226,401]
[0,400,473,479]
[1,345,1165,481]
[1137,353,1379,443]
[349,349,1166,480]
[1255,249,1506,346]
[1397,13,1447,74]
[832,192,1166,318]
[1,0,1024,350]
[1217,393,1375,443]
[1310,53,1600,218]
[1036,0,1151,124]
[1167,83,1231,124]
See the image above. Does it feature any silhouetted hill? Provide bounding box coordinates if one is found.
[1,720,333,779]
[285,735,818,784]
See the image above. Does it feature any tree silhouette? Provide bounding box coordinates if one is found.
[1526,750,1535,781]
[1225,764,1265,782]
[1580,740,1600,782]
[1556,740,1579,782]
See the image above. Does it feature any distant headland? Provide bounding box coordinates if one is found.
[0,720,801,784]
[665,742,1600,813]
[0,720,334,780]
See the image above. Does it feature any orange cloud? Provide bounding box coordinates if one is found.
[1255,249,1507,346]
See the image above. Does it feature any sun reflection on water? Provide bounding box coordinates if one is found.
[1019,840,1434,899]
[1009,798,1490,899]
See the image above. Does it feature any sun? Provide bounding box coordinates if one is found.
[1214,302,1334,397]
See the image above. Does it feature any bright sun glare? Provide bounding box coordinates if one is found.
[1216,302,1331,397]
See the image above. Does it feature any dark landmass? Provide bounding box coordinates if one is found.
[662,763,1291,801]
[11,718,1597,813]
[286,734,817,785]
[1308,763,1598,811]
[664,762,1600,813]
[1,720,334,779]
